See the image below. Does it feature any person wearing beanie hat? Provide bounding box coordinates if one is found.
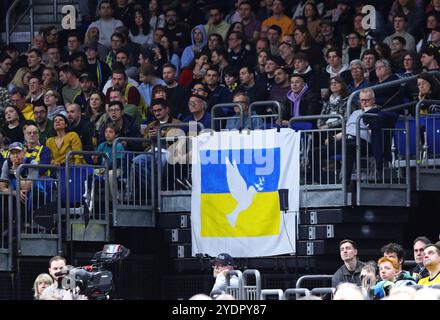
[210,253,239,297]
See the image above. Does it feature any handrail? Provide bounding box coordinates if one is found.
[210,103,243,130]
[249,101,282,129]
[346,70,440,116]
[289,114,347,202]
[355,113,410,206]
[295,274,333,289]
[157,122,204,212]
[0,179,13,271]
[6,0,34,44]
[415,99,440,190]
[15,164,62,255]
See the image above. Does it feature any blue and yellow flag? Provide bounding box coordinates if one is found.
[200,148,280,237]
[191,129,300,258]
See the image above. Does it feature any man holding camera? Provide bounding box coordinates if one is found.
[41,256,86,300]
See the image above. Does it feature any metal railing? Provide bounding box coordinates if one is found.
[289,115,347,205]
[242,269,262,300]
[16,164,62,256]
[0,179,13,271]
[283,288,311,300]
[346,71,440,116]
[211,103,243,131]
[112,137,156,227]
[415,100,440,190]
[249,101,282,129]
[6,0,34,44]
[157,123,204,212]
[260,289,284,300]
[225,270,244,300]
[65,151,110,241]
[355,113,410,206]
[296,274,333,290]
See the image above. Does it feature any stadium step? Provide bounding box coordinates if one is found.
[299,207,409,224]
[157,213,191,229]
[296,239,386,256]
[298,223,404,241]
[164,228,191,244]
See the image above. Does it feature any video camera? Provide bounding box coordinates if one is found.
[58,244,130,300]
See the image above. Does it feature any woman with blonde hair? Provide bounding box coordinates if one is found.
[33,273,53,300]
[8,67,32,93]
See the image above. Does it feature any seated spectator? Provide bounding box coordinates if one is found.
[373,59,403,108]
[411,236,431,281]
[98,101,139,150]
[115,49,139,81]
[33,104,53,146]
[225,92,263,130]
[282,74,321,124]
[7,67,32,93]
[10,87,34,121]
[223,66,239,94]
[138,64,166,108]
[237,66,269,108]
[183,94,212,130]
[128,7,153,47]
[181,25,208,69]
[163,63,189,120]
[84,91,106,141]
[416,72,440,115]
[107,87,142,128]
[226,31,254,70]
[269,67,290,111]
[84,41,111,91]
[87,0,123,48]
[317,76,349,130]
[381,242,416,282]
[2,105,25,143]
[73,73,96,113]
[58,66,81,105]
[324,48,351,82]
[45,111,85,165]
[292,52,320,93]
[43,89,65,121]
[383,14,416,52]
[418,243,440,286]
[105,69,145,119]
[332,239,365,288]
[342,32,366,66]
[66,103,95,152]
[420,47,440,72]
[390,36,408,71]
[23,122,52,170]
[159,35,181,77]
[93,123,124,197]
[0,142,38,204]
[347,59,371,95]
[204,6,230,41]
[361,49,379,84]
[261,0,293,37]
[204,67,232,115]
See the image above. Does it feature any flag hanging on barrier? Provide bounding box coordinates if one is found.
[191,128,300,257]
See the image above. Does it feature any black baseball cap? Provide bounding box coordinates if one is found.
[211,253,235,266]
